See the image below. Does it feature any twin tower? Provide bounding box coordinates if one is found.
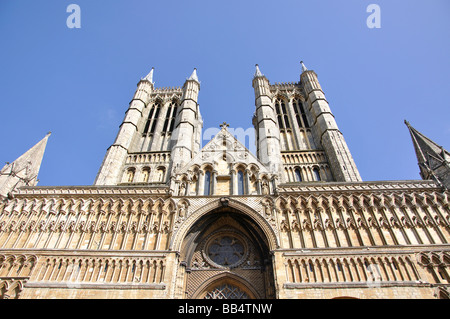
[94,63,362,195]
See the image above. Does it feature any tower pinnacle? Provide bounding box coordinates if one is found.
[188,68,199,83]
[143,67,155,83]
[300,61,308,73]
[254,64,263,78]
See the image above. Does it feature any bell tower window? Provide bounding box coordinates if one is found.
[275,98,291,130]
[293,99,309,128]
[163,100,179,133]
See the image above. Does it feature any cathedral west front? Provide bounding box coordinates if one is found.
[0,62,449,299]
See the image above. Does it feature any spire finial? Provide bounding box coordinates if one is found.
[143,67,154,83]
[300,61,308,73]
[188,68,199,82]
[254,64,263,78]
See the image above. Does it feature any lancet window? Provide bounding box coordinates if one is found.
[275,98,291,131]
[293,98,309,128]
[162,100,179,134]
[143,101,161,135]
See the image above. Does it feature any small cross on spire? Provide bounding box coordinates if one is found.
[220,122,229,129]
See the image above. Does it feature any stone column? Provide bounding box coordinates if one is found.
[244,169,251,195]
[211,170,218,195]
[231,169,237,195]
[198,170,205,195]
[256,178,262,195]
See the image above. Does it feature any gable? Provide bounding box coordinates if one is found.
[176,127,271,176]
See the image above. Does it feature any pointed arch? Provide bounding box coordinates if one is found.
[170,198,279,252]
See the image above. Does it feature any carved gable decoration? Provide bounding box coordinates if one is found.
[175,127,271,177]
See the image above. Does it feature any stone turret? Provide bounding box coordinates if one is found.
[94,68,155,185]
[170,68,202,174]
[252,64,283,178]
[300,61,361,182]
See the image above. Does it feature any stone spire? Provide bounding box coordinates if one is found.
[300,61,308,73]
[0,132,51,199]
[188,68,199,83]
[254,64,263,78]
[405,120,450,189]
[143,67,155,84]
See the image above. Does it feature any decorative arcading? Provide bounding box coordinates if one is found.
[0,277,28,299]
[283,252,421,286]
[32,256,166,286]
[271,189,450,249]
[0,252,168,293]
[0,186,448,252]
[416,250,450,286]
[0,197,181,251]
[0,186,448,254]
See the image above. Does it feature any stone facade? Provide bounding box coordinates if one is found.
[0,63,449,299]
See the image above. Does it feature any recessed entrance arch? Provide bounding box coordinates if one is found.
[176,199,276,299]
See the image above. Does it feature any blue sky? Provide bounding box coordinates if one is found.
[0,0,449,186]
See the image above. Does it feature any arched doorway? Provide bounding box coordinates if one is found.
[179,206,276,299]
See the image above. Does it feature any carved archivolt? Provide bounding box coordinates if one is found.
[170,197,279,252]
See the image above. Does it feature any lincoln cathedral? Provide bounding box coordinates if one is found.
[0,62,449,299]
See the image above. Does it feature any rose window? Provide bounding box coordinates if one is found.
[206,235,246,267]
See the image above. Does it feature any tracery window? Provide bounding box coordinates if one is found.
[204,284,249,299]
[207,235,245,267]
